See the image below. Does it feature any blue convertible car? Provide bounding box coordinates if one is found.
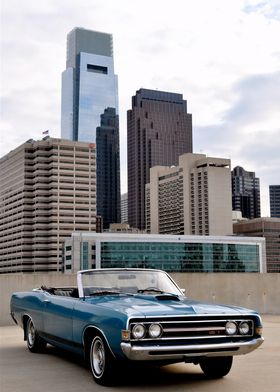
[10,268,264,385]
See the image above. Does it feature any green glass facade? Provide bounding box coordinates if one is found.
[100,242,260,272]
[80,241,89,270]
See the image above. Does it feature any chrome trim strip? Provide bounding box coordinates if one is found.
[82,325,116,359]
[145,319,253,324]
[163,326,225,332]
[129,313,259,320]
[77,272,83,298]
[126,314,261,328]
[129,319,254,340]
[130,334,251,341]
[121,337,264,361]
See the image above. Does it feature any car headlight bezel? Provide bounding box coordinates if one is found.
[131,323,146,339]
[239,321,250,335]
[225,321,238,335]
[148,323,163,339]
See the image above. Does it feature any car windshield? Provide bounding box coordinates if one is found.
[78,269,183,297]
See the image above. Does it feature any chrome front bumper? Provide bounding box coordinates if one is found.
[121,337,264,361]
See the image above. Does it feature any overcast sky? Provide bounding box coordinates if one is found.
[1,0,279,216]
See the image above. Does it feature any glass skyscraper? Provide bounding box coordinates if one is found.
[231,166,261,219]
[61,27,120,228]
[96,108,120,228]
[269,185,280,218]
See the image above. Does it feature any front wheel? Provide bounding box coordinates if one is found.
[200,356,233,378]
[89,335,116,385]
[26,317,46,353]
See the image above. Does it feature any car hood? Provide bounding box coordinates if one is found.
[85,294,255,318]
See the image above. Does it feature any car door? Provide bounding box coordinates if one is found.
[43,292,77,344]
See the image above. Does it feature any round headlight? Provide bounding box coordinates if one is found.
[225,321,237,335]
[239,321,250,335]
[132,324,146,339]
[148,323,163,339]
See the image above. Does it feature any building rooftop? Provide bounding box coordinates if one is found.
[1,315,279,391]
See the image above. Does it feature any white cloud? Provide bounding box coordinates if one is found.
[1,0,280,216]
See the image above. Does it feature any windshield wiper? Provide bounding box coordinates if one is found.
[137,288,180,298]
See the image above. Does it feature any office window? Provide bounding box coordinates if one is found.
[87,64,108,74]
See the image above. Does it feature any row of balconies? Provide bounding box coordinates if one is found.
[25,153,95,163]
[1,195,25,209]
[0,225,92,239]
[159,220,183,231]
[24,165,95,175]
[0,220,33,233]
[24,171,95,181]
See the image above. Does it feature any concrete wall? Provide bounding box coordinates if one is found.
[1,274,76,326]
[1,273,279,326]
[171,273,280,315]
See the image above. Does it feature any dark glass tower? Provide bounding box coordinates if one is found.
[270,185,280,218]
[96,108,120,229]
[127,88,193,230]
[61,27,120,227]
[232,166,261,219]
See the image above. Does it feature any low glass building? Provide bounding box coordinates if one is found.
[63,233,266,273]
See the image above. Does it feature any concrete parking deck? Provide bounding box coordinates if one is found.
[1,315,279,392]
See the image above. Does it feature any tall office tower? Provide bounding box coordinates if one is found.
[232,166,261,219]
[146,153,233,236]
[121,193,128,223]
[96,108,120,228]
[127,88,193,230]
[61,27,120,227]
[0,138,96,274]
[270,185,280,218]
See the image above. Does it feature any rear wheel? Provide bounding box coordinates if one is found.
[26,317,46,353]
[89,335,116,385]
[200,356,233,378]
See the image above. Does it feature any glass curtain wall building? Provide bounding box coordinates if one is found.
[61,27,120,228]
[63,233,266,273]
[231,166,261,219]
[269,185,280,218]
[96,108,120,227]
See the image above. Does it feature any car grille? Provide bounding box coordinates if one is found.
[129,315,255,343]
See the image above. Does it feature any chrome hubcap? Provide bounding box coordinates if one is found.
[92,338,105,377]
[27,320,35,346]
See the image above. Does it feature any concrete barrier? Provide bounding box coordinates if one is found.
[171,272,280,315]
[0,273,76,326]
[1,273,279,326]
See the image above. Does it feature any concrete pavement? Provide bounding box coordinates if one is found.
[1,315,279,392]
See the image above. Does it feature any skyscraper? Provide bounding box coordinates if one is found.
[269,185,280,218]
[96,108,120,228]
[127,88,193,230]
[121,193,128,223]
[231,166,261,219]
[61,27,120,228]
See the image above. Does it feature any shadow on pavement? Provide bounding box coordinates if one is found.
[43,344,221,388]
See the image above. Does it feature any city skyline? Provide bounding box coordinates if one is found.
[1,0,280,217]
